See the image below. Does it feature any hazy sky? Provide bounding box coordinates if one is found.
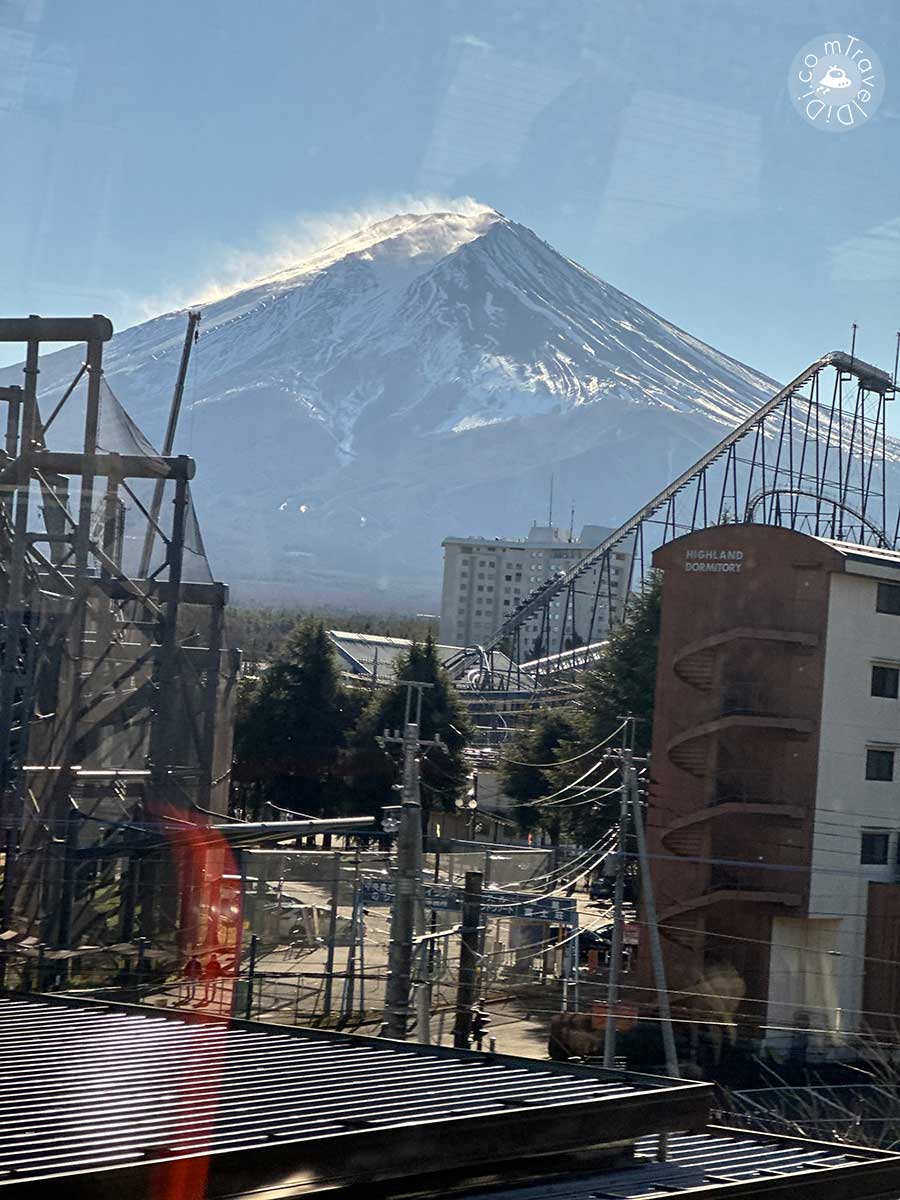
[2,0,899,388]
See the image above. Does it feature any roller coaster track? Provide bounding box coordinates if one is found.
[743,485,888,545]
[484,350,896,665]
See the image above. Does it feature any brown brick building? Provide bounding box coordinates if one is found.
[644,525,900,1043]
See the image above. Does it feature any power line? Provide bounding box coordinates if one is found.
[573,973,900,1029]
[498,722,627,769]
[505,764,619,809]
[629,914,900,972]
[622,845,900,881]
[483,1000,900,1046]
[488,831,616,892]
[459,844,614,913]
[648,792,900,844]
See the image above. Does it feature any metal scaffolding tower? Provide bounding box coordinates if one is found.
[0,316,237,950]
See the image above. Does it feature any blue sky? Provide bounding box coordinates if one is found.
[2,0,899,389]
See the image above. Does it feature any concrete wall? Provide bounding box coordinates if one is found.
[766,915,842,1038]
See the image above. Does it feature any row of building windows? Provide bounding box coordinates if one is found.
[468,576,525,585]
[860,649,900,778]
[461,557,525,568]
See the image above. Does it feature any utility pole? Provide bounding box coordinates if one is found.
[356,850,367,1016]
[0,341,38,937]
[602,719,679,1080]
[629,751,679,1079]
[602,776,628,1068]
[340,850,364,1021]
[412,937,431,1044]
[453,870,483,1048]
[382,681,441,1040]
[322,850,341,1018]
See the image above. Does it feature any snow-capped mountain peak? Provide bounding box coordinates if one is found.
[256,208,505,293]
[0,207,783,608]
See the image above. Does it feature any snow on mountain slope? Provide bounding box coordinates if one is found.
[0,209,787,608]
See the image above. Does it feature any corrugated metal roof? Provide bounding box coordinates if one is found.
[459,1130,900,1200]
[0,996,709,1195]
[328,630,469,677]
[327,630,519,682]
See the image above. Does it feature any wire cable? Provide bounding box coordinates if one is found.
[499,721,626,769]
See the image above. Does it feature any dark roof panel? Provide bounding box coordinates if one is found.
[458,1130,900,1200]
[0,996,709,1195]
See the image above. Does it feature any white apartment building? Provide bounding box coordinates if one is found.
[788,548,900,1041]
[438,523,634,651]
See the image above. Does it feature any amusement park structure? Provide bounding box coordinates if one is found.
[1,315,898,957]
[0,315,237,953]
[482,345,900,676]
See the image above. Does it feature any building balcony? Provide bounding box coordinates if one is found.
[667,713,815,776]
[708,863,800,894]
[657,801,806,859]
[659,774,805,856]
[713,767,778,806]
[660,871,803,920]
[672,627,819,694]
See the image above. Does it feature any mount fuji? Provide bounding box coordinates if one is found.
[2,209,782,608]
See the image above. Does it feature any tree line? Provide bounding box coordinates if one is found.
[231,623,471,825]
[498,574,662,844]
[226,604,438,669]
[230,577,661,842]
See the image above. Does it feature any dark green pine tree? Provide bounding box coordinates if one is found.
[231,619,363,819]
[497,575,663,846]
[578,571,662,759]
[499,710,580,837]
[551,572,663,843]
[349,633,473,824]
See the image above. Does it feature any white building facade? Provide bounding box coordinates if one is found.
[772,550,900,1040]
[438,523,633,651]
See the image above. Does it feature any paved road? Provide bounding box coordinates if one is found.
[246,876,613,1060]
